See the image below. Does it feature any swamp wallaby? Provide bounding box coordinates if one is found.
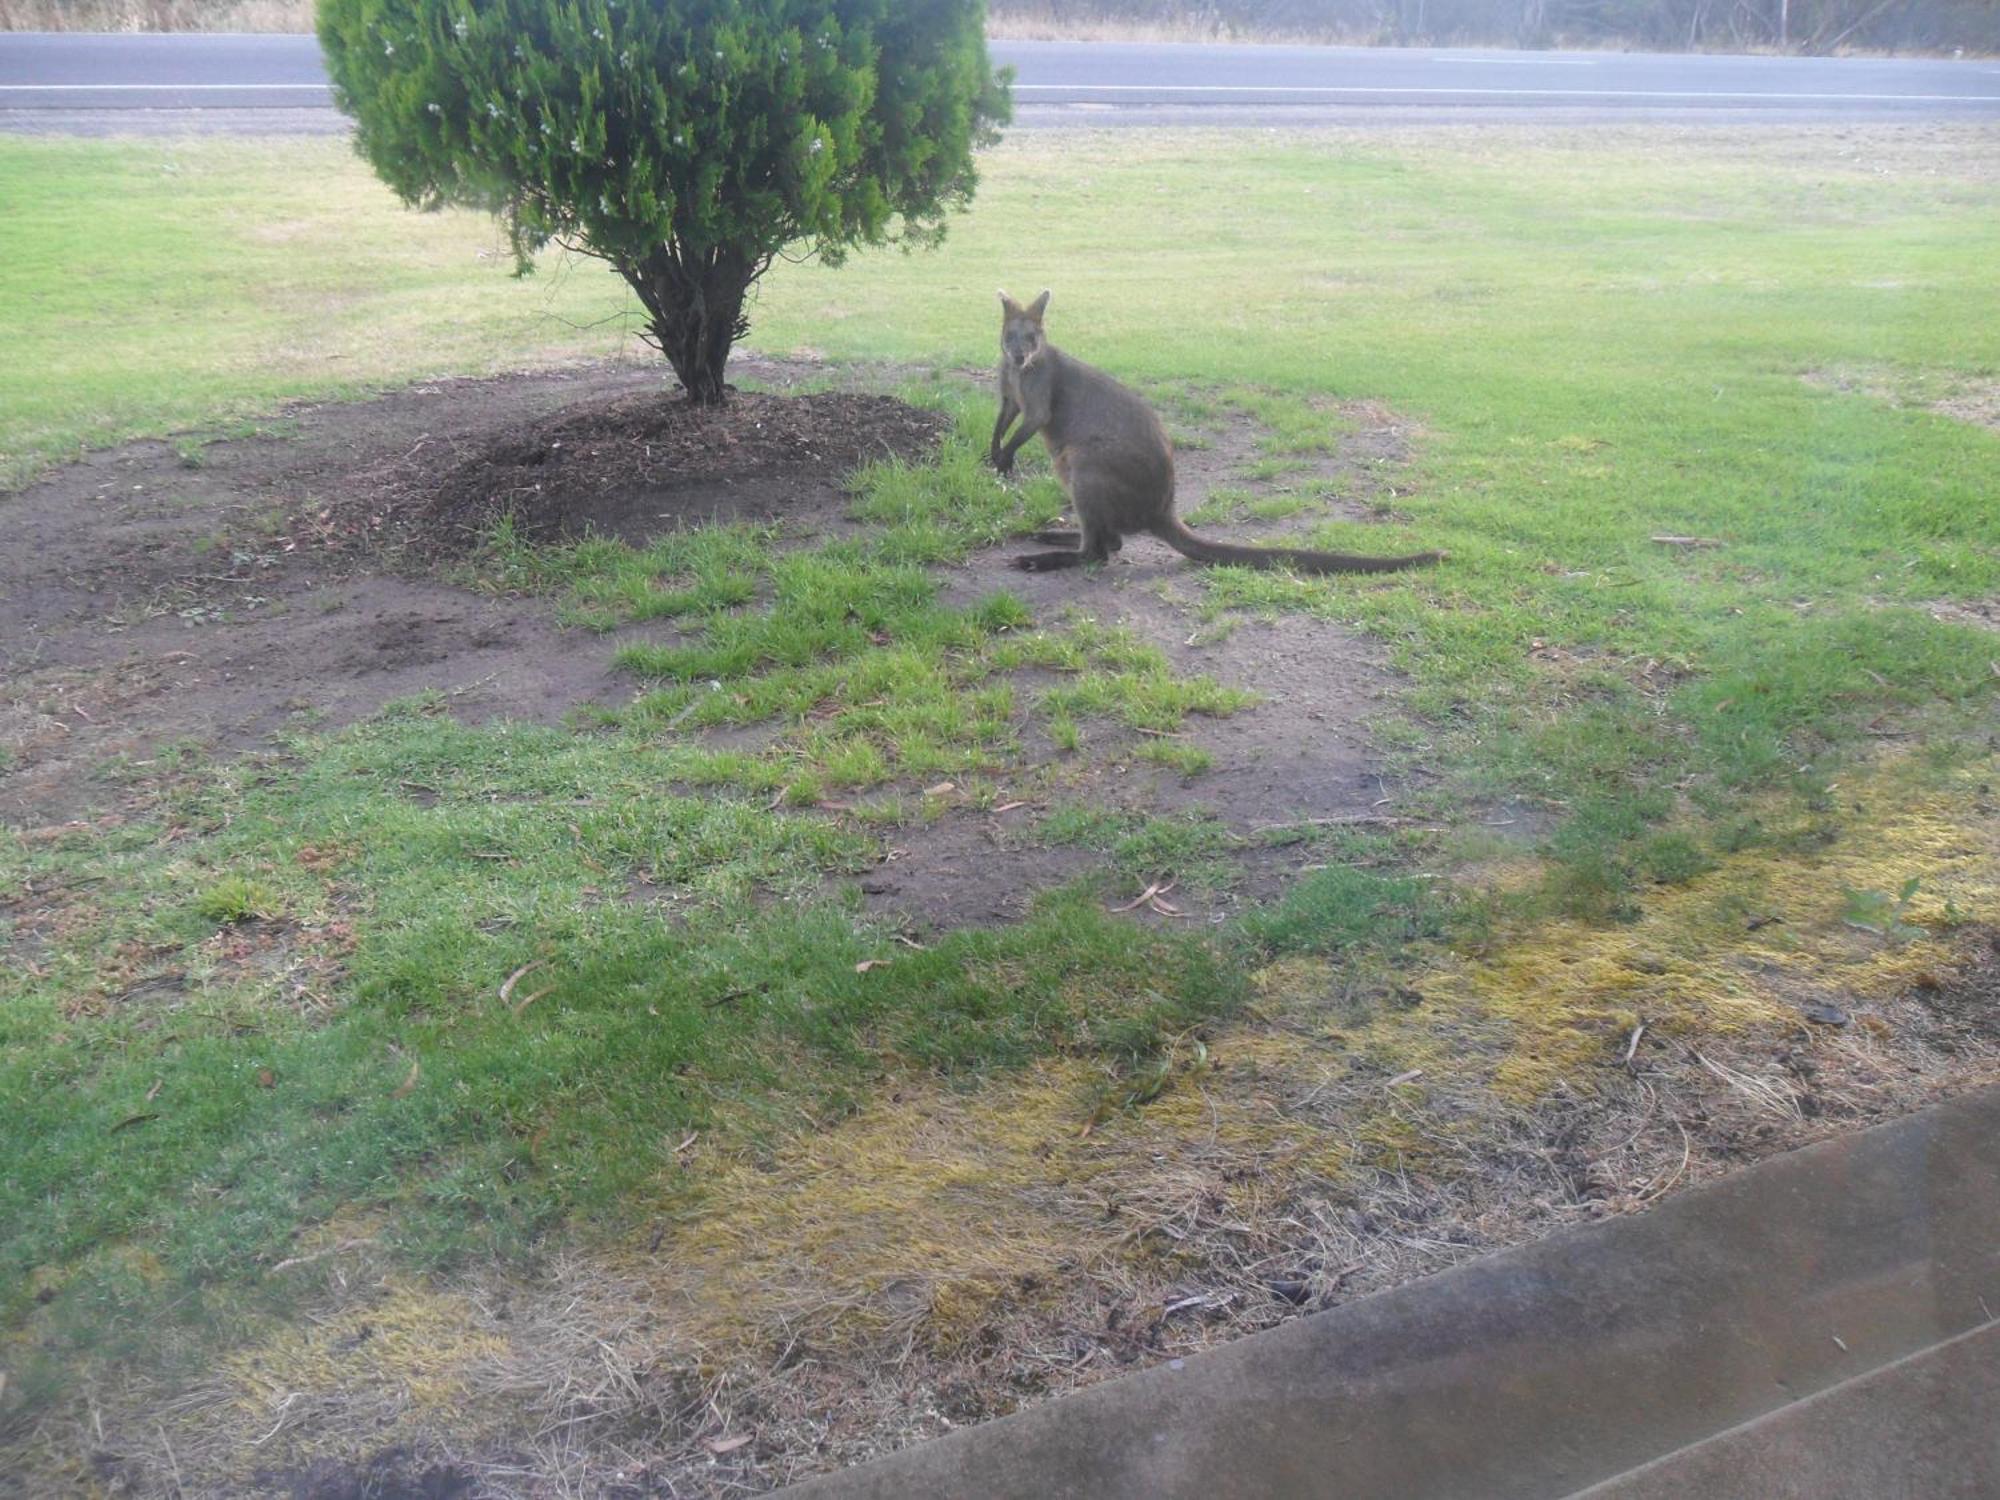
[990,290,1443,576]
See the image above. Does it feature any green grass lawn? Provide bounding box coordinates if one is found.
[3,123,1999,1426]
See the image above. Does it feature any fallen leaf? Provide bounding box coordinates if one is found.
[855,959,891,974]
[992,800,1029,814]
[110,1113,159,1134]
[256,1068,276,1089]
[705,1433,753,1456]
[923,781,956,797]
[391,1059,421,1099]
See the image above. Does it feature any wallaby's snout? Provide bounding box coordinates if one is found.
[997,288,1051,369]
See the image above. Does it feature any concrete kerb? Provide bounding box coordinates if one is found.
[775,1085,2000,1500]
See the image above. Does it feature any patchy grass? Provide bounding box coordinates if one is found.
[8,125,1996,922]
[59,750,1999,1498]
[5,122,2000,1488]
[0,709,1250,1413]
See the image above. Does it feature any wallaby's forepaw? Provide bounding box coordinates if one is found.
[992,454,1015,477]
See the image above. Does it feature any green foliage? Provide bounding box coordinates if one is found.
[1841,876,1927,942]
[318,0,1009,399]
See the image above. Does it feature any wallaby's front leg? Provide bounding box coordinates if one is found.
[995,417,1042,477]
[989,392,1019,472]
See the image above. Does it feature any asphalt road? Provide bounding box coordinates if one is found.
[1,32,1997,129]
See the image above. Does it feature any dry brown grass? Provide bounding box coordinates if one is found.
[1803,362,2000,432]
[986,4,1375,45]
[0,0,311,30]
[16,750,2000,1498]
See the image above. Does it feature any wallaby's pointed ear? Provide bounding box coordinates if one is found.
[997,288,1021,315]
[1027,289,1051,320]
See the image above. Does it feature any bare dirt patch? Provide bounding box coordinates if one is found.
[1923,597,2000,634]
[402,387,950,552]
[0,358,946,829]
[1802,363,2000,433]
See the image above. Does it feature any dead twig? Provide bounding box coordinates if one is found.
[1110,879,1174,913]
[1246,815,1409,835]
[1623,1022,1648,1068]
[270,1237,378,1275]
[1109,879,1186,916]
[511,986,554,1018]
[500,961,548,1007]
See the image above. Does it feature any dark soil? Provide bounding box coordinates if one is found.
[262,1449,475,1500]
[0,358,946,829]
[411,388,950,550]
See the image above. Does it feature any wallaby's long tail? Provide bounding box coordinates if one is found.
[1154,517,1443,575]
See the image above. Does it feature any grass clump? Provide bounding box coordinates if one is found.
[191,875,281,925]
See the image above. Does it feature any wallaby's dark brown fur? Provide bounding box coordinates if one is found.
[991,289,1444,577]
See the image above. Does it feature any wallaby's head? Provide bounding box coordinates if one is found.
[997,289,1051,369]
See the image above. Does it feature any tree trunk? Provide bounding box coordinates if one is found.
[620,246,759,406]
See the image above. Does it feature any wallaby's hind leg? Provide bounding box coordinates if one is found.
[1030,527,1121,551]
[1013,509,1116,573]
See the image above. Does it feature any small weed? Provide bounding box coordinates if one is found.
[1240,864,1448,958]
[1638,831,1715,887]
[192,875,281,925]
[1841,876,1928,943]
[1043,807,1240,893]
[1138,740,1214,778]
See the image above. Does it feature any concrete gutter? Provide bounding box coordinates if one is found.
[776,1085,2000,1499]
[1570,1318,2000,1498]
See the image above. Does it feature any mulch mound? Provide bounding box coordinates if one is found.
[388,388,951,553]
